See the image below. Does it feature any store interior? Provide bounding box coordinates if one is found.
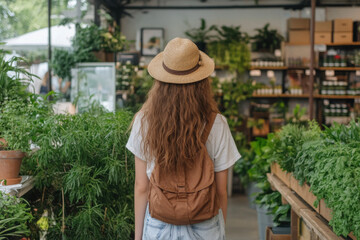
[1,0,360,239]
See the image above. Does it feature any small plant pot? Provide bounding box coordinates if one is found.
[256,204,274,240]
[0,150,25,185]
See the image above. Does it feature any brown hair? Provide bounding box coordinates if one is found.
[138,78,218,171]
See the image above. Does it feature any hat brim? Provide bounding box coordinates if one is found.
[147,51,215,84]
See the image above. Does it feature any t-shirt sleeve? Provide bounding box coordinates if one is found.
[208,114,241,172]
[126,114,146,161]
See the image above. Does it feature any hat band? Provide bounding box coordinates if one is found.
[162,55,201,76]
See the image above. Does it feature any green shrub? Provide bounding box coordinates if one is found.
[0,192,33,239]
[23,109,135,239]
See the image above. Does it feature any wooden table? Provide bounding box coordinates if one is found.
[0,176,34,197]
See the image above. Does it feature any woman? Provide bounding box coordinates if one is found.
[126,38,240,239]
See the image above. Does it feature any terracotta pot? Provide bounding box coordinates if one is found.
[0,150,25,185]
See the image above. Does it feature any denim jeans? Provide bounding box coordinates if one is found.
[142,205,226,240]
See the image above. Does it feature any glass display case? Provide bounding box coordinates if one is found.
[71,63,116,112]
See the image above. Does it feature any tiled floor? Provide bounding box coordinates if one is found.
[226,194,259,240]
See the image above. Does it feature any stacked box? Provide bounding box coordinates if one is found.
[315,21,332,44]
[288,18,310,44]
[333,19,353,43]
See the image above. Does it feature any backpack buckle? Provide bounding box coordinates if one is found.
[177,184,186,199]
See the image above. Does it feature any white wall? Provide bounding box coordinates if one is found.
[121,7,360,42]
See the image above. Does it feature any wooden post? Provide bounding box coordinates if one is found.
[308,0,316,119]
[48,0,52,93]
[291,209,299,240]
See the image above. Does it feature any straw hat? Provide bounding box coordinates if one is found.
[147,37,215,84]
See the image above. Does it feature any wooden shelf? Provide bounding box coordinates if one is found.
[285,42,360,46]
[315,94,360,99]
[249,66,287,70]
[252,94,309,98]
[317,67,360,71]
[267,173,345,240]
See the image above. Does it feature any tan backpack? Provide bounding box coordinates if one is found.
[148,113,220,225]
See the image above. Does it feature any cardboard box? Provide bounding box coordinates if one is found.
[315,21,332,32]
[289,30,310,44]
[334,19,353,32]
[315,32,332,44]
[288,18,310,30]
[333,32,353,43]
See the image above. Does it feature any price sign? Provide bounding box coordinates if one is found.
[305,69,316,76]
[250,70,261,77]
[325,70,335,77]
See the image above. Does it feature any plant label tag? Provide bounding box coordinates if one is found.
[356,70,360,76]
[250,70,261,77]
[274,49,282,57]
[267,70,275,78]
[305,69,316,76]
[314,44,326,52]
[325,70,335,77]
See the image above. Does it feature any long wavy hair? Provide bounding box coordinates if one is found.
[138,78,218,171]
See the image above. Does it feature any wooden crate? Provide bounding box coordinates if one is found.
[271,162,291,188]
[319,199,332,222]
[266,227,291,240]
[290,175,319,213]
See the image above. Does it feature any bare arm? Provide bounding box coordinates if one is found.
[215,169,228,223]
[134,156,149,240]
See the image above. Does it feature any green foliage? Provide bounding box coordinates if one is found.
[273,120,360,238]
[124,70,153,113]
[247,134,291,226]
[208,39,251,74]
[72,24,103,52]
[0,94,53,152]
[0,192,33,239]
[251,23,284,53]
[220,78,258,148]
[0,50,35,108]
[213,25,250,44]
[184,18,216,43]
[22,109,135,239]
[51,48,75,80]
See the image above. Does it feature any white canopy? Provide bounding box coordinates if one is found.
[2,24,75,50]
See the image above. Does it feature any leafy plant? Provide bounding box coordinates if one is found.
[251,23,284,53]
[207,37,251,73]
[247,134,291,226]
[22,108,135,239]
[0,192,33,239]
[0,49,35,109]
[213,25,250,44]
[272,120,360,238]
[184,18,216,43]
[101,27,130,52]
[51,48,75,81]
[0,93,53,152]
[220,78,259,148]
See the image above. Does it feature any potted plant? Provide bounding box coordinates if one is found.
[0,50,37,186]
[184,18,216,52]
[207,24,251,74]
[251,23,284,53]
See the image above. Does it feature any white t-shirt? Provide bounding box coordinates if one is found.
[126,113,241,179]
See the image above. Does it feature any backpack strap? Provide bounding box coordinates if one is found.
[201,112,217,144]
